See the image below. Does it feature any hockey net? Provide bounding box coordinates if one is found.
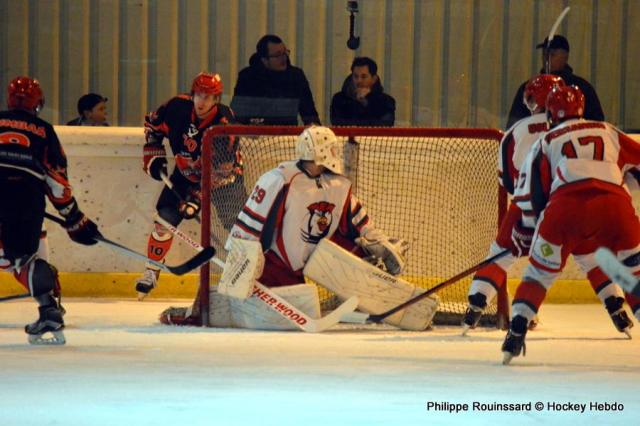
[198,126,507,327]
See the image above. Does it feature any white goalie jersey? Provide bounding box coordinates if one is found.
[227,160,374,272]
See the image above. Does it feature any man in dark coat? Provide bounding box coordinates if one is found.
[330,57,395,127]
[506,35,604,128]
[231,34,320,126]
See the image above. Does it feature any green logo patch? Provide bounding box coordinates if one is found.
[540,243,554,257]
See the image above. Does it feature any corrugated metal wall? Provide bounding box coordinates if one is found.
[1,0,638,130]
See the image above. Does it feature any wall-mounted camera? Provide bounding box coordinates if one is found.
[346,1,360,50]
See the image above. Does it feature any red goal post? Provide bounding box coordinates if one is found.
[200,126,508,327]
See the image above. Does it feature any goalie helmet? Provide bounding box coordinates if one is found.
[546,85,585,126]
[191,72,223,96]
[522,74,564,113]
[295,126,344,175]
[7,76,44,113]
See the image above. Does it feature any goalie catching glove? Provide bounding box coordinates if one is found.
[58,198,102,246]
[356,229,408,275]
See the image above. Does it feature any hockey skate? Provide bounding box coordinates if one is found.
[501,315,528,365]
[25,304,66,345]
[135,268,160,300]
[604,296,634,339]
[461,305,482,336]
[461,293,486,336]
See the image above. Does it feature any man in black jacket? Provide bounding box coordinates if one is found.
[330,57,395,127]
[506,35,604,128]
[230,34,320,125]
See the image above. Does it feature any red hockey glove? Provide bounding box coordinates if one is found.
[511,221,534,257]
[143,144,168,181]
[60,200,102,246]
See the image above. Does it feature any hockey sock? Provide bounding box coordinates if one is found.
[147,226,174,262]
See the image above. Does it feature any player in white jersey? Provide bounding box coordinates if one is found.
[462,74,564,332]
[228,125,405,285]
[501,85,640,364]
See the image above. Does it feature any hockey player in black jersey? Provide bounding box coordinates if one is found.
[0,76,101,344]
[136,72,246,299]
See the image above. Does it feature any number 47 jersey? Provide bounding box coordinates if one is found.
[515,118,640,221]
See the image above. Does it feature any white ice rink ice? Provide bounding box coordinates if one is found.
[1,299,639,425]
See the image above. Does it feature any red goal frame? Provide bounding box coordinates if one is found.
[200,125,508,327]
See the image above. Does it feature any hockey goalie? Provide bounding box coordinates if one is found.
[160,126,438,331]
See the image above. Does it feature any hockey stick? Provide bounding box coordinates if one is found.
[44,212,215,275]
[0,292,30,302]
[545,7,570,74]
[344,249,511,324]
[154,214,225,262]
[595,248,640,297]
[154,216,359,332]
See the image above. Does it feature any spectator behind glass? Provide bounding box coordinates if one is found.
[506,35,604,128]
[67,93,109,126]
[330,57,395,127]
[230,34,320,125]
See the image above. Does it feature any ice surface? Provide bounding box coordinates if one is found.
[1,299,638,425]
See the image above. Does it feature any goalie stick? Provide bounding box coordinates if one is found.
[342,249,511,324]
[595,247,640,297]
[154,215,359,332]
[44,212,215,275]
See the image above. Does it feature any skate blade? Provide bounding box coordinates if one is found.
[28,329,66,345]
[461,324,471,336]
[137,292,149,301]
[623,329,632,339]
[502,352,514,365]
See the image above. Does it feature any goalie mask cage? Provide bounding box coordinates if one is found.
[199,126,508,328]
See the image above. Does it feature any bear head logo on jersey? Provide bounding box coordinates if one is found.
[301,201,336,244]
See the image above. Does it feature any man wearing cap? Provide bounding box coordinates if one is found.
[67,93,109,126]
[506,35,604,128]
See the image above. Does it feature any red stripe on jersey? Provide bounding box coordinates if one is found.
[512,194,530,203]
[242,206,266,223]
[616,130,640,168]
[556,166,568,183]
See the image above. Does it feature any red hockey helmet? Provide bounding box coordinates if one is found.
[546,85,585,125]
[523,74,564,113]
[191,72,223,96]
[7,76,45,113]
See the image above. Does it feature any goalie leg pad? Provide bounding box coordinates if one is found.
[218,237,265,300]
[209,283,321,330]
[304,239,438,331]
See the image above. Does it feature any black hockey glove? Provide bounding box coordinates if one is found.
[143,144,168,181]
[178,193,201,220]
[60,200,102,246]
